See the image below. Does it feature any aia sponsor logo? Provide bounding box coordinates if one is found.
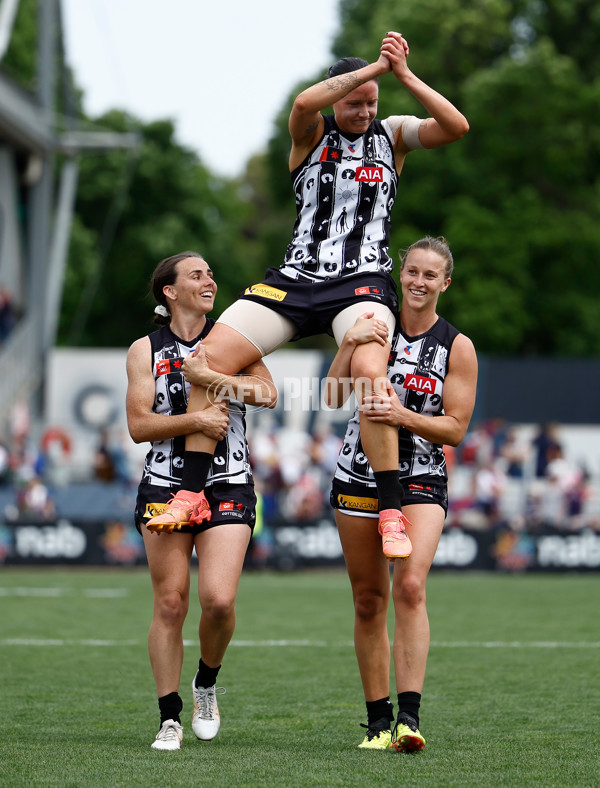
[404,374,436,394]
[356,166,383,182]
[354,286,382,296]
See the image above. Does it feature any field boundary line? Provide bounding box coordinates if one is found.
[1,638,599,648]
[0,587,128,597]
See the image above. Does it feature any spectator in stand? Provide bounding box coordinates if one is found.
[544,445,588,527]
[459,423,493,467]
[247,425,285,524]
[498,426,529,479]
[309,427,343,479]
[282,471,325,521]
[93,429,116,482]
[18,475,56,520]
[473,459,506,522]
[531,423,561,478]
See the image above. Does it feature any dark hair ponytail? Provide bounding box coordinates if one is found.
[150,250,204,325]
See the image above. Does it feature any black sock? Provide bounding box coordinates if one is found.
[374,470,403,511]
[366,696,394,726]
[397,691,421,727]
[181,451,213,493]
[195,657,221,688]
[158,691,183,725]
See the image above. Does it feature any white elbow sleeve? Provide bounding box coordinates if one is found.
[386,115,424,150]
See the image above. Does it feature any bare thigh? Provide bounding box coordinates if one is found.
[335,511,390,599]
[194,524,252,605]
[393,504,445,581]
[142,528,195,598]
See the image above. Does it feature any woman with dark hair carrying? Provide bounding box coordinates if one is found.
[126,251,276,750]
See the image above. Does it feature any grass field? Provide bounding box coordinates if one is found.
[1,567,599,787]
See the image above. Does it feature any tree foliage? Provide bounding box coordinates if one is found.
[269,0,600,355]
[7,0,599,355]
[2,0,37,87]
[58,113,269,347]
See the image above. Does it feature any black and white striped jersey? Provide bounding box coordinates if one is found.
[334,316,460,486]
[280,115,419,282]
[140,322,252,489]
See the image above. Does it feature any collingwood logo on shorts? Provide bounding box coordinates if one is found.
[339,494,378,512]
[354,286,383,297]
[245,284,287,302]
[219,501,244,513]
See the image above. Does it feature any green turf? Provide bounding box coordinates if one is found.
[1,568,598,786]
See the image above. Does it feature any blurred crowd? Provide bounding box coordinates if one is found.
[246,418,600,535]
[445,420,599,533]
[0,414,132,521]
[0,410,598,534]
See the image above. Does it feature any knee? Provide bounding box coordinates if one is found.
[351,353,385,382]
[203,593,235,624]
[350,348,389,397]
[393,575,425,611]
[354,587,388,622]
[156,589,188,628]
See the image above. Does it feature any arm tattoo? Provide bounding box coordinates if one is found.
[304,120,320,136]
[326,73,360,94]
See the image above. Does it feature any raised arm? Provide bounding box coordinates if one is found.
[381,31,469,153]
[324,313,389,408]
[126,337,230,445]
[288,56,390,170]
[362,333,478,446]
[182,346,278,409]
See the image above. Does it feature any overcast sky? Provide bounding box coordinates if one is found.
[61,0,341,177]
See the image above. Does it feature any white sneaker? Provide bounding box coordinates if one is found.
[191,680,225,740]
[151,719,183,750]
